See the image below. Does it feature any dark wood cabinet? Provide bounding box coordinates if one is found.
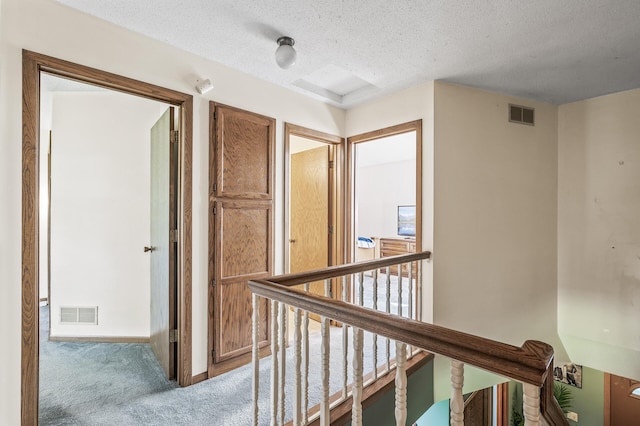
[379,237,416,277]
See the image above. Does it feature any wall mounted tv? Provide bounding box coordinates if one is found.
[397,205,416,237]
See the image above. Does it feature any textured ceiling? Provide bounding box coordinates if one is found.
[56,0,640,108]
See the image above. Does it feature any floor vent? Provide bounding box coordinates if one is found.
[60,306,98,325]
[509,104,535,126]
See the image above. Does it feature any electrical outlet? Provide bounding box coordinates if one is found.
[567,411,578,422]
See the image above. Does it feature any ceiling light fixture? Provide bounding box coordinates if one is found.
[275,36,296,69]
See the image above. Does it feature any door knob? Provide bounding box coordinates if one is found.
[289,239,296,243]
[144,246,156,252]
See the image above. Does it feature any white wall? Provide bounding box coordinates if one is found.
[356,159,415,238]
[558,89,640,380]
[48,91,167,338]
[0,0,345,421]
[432,82,564,399]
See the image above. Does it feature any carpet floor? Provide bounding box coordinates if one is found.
[39,274,413,425]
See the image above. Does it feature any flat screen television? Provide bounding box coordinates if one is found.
[397,205,416,237]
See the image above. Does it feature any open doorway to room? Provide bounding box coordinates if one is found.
[22,51,193,424]
[37,73,180,421]
[348,120,422,319]
[285,124,345,292]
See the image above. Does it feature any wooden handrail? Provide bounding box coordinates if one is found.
[249,283,553,386]
[265,251,430,288]
[249,250,565,423]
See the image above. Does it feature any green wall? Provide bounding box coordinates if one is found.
[345,359,434,425]
[566,367,604,426]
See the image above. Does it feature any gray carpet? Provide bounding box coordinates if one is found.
[39,275,413,425]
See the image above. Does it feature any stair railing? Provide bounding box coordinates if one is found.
[249,251,567,426]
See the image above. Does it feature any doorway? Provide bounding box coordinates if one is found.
[285,124,344,276]
[347,120,422,318]
[22,50,193,424]
[285,124,344,323]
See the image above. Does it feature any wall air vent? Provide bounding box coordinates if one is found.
[60,306,98,325]
[509,104,535,126]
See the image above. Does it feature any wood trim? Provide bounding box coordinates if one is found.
[604,373,611,426]
[191,371,209,385]
[496,382,508,425]
[22,49,39,426]
[48,336,151,343]
[22,50,193,425]
[347,120,422,145]
[292,351,433,426]
[285,123,344,144]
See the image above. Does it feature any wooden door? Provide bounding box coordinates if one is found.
[607,373,640,425]
[209,103,274,376]
[464,388,492,425]
[149,107,177,380]
[290,146,331,301]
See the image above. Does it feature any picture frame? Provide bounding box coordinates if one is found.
[553,362,582,388]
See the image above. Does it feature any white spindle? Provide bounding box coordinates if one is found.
[450,360,464,426]
[385,268,392,372]
[397,264,403,317]
[395,342,407,426]
[270,300,279,426]
[358,271,364,306]
[372,268,378,380]
[278,302,286,425]
[252,294,260,426]
[408,262,413,320]
[293,307,302,426]
[352,327,364,426]
[302,283,310,425]
[341,275,349,399]
[320,279,331,425]
[523,383,541,426]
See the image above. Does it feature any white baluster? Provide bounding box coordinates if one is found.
[302,283,310,425]
[352,327,364,426]
[523,383,541,426]
[407,264,413,356]
[342,275,349,399]
[252,294,260,426]
[395,342,407,426]
[385,268,391,372]
[358,271,364,306]
[278,302,286,425]
[397,264,403,317]
[270,300,279,426]
[450,360,464,426]
[320,279,331,425]
[293,307,302,426]
[372,268,378,380]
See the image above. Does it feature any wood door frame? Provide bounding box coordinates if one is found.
[284,123,345,273]
[22,50,193,425]
[346,120,422,315]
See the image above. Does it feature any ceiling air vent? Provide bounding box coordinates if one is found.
[60,306,98,325]
[509,104,535,126]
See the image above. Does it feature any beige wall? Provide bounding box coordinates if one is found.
[558,89,640,380]
[432,82,564,398]
[346,81,435,323]
[0,0,345,421]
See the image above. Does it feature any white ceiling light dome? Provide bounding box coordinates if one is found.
[275,36,296,69]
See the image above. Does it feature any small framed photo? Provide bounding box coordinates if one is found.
[553,362,582,388]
